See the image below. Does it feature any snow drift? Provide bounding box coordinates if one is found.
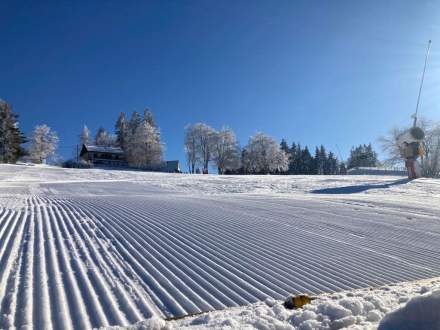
[378,289,440,330]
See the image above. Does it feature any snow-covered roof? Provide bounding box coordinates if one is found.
[83,144,124,154]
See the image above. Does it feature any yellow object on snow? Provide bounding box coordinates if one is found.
[284,294,315,309]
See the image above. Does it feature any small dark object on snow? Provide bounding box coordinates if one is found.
[284,294,316,309]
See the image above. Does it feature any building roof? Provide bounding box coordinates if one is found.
[82,144,124,155]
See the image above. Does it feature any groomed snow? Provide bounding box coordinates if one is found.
[0,164,439,329]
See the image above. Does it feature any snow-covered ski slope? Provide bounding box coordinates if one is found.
[0,164,440,329]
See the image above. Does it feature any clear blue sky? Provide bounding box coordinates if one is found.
[1,1,439,166]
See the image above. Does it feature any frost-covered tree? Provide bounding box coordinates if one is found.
[143,109,156,127]
[195,123,216,173]
[115,112,129,150]
[0,100,26,163]
[184,123,216,173]
[378,127,407,166]
[80,125,90,146]
[422,123,440,178]
[95,127,116,147]
[95,127,107,145]
[212,127,241,174]
[29,124,59,164]
[129,111,142,135]
[184,124,199,173]
[242,132,288,174]
[127,121,163,167]
[279,139,290,174]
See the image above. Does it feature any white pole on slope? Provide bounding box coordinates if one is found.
[413,40,432,127]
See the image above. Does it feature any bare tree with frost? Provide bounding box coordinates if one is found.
[29,124,59,164]
[212,127,241,174]
[80,125,90,146]
[242,132,288,174]
[184,124,199,173]
[184,123,216,173]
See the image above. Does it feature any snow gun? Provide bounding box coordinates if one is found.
[396,40,431,179]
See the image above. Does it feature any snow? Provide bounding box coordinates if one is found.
[0,164,439,329]
[378,289,440,330]
[166,278,440,329]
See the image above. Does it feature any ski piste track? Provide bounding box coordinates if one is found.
[1,176,440,328]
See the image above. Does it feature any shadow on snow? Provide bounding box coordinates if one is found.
[311,178,411,194]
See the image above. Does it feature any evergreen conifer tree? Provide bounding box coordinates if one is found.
[129,111,142,134]
[115,112,128,149]
[289,142,298,174]
[347,144,378,168]
[143,109,156,127]
[301,146,313,174]
[0,100,26,163]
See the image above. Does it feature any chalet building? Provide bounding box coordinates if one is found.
[80,145,127,167]
[80,144,181,172]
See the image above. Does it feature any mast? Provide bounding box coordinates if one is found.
[413,40,432,127]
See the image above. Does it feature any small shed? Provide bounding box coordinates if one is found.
[80,144,127,167]
[161,160,181,173]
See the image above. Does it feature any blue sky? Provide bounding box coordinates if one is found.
[1,1,439,166]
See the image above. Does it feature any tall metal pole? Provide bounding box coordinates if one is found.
[413,40,432,127]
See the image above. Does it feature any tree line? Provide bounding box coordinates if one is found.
[1,98,380,173]
[0,99,59,164]
[184,122,378,175]
[0,99,164,167]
